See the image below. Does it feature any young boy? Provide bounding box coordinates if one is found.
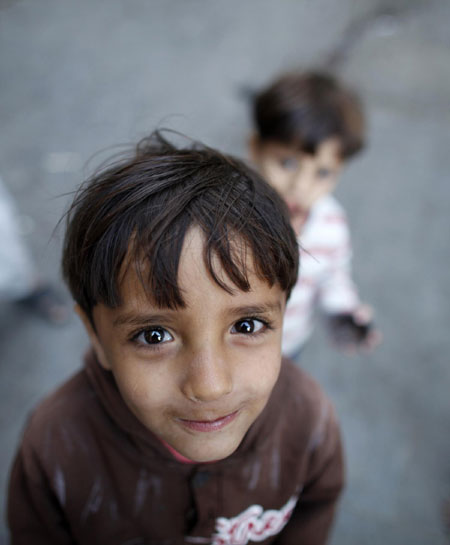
[8,133,344,545]
[250,71,379,357]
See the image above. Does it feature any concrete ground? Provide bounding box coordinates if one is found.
[1,0,449,543]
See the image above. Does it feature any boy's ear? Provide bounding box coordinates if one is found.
[74,304,111,371]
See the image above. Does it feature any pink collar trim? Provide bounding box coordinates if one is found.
[160,439,197,464]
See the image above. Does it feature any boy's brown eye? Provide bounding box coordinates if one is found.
[231,318,265,335]
[279,157,299,170]
[139,327,173,345]
[317,167,331,179]
[145,329,164,344]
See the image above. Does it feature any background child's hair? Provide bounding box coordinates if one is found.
[253,71,365,159]
[62,131,299,319]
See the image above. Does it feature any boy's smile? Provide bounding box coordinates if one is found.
[78,227,286,463]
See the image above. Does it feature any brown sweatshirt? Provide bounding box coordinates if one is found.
[8,352,344,545]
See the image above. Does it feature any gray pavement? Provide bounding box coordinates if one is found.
[1,0,449,543]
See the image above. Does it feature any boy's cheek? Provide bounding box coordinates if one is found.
[259,162,289,193]
[240,346,282,397]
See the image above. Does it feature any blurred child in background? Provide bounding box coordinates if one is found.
[0,176,68,325]
[250,71,380,357]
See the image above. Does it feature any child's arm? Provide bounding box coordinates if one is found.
[8,442,74,545]
[274,402,344,545]
[317,218,378,351]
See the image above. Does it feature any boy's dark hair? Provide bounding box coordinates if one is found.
[62,132,299,320]
[253,71,365,159]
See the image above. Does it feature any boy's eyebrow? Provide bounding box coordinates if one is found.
[113,313,175,328]
[228,302,283,316]
[113,303,282,328]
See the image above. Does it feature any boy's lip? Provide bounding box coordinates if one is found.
[177,410,239,433]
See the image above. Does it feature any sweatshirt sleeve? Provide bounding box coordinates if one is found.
[274,401,345,545]
[317,215,360,315]
[7,440,75,545]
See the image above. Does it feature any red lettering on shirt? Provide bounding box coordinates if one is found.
[211,495,298,545]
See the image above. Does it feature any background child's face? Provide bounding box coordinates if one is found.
[253,138,342,232]
[78,227,285,463]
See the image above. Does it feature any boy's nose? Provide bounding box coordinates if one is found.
[286,169,305,195]
[181,348,233,403]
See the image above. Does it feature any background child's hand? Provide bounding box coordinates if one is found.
[326,304,381,354]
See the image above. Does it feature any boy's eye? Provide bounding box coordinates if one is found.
[279,157,299,171]
[316,167,332,179]
[136,327,174,345]
[231,318,265,335]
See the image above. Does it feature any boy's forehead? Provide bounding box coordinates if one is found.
[260,137,341,159]
[115,227,282,312]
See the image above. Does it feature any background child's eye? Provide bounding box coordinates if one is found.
[136,327,173,345]
[316,167,331,179]
[231,318,265,335]
[279,157,299,170]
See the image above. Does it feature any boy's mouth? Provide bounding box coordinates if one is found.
[178,410,239,433]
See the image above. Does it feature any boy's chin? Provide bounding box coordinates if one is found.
[176,437,242,464]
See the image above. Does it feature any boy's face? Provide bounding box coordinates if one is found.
[252,138,342,232]
[78,228,285,463]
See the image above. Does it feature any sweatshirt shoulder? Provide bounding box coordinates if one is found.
[277,359,339,446]
[316,194,346,217]
[19,370,100,457]
[280,358,329,406]
[307,195,348,228]
[30,370,95,422]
